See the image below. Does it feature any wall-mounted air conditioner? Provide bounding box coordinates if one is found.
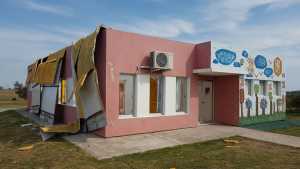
[150,51,173,70]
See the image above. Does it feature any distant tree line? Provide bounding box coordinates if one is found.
[286,91,300,113]
[14,81,27,99]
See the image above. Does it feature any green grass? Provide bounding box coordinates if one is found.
[0,110,300,169]
[271,126,300,137]
[287,113,300,120]
[269,113,300,137]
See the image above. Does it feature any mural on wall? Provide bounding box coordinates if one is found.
[274,57,283,76]
[240,89,244,117]
[245,98,252,117]
[212,45,286,124]
[264,68,273,77]
[212,47,284,80]
[260,98,267,115]
[247,58,255,76]
[254,55,267,69]
[214,49,236,65]
[277,98,283,113]
[268,84,273,115]
[242,50,248,58]
[254,84,260,116]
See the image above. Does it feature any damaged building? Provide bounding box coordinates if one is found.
[26,26,286,138]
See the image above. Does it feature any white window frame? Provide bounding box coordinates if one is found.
[246,79,253,96]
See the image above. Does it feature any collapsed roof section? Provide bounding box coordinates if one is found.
[35,48,66,85]
[26,26,105,137]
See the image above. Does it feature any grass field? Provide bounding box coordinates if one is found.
[244,113,300,137]
[0,90,26,108]
[269,113,300,137]
[0,110,300,169]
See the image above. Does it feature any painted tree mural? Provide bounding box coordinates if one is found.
[269,92,273,115]
[260,98,267,115]
[240,89,245,117]
[246,98,252,117]
[254,84,260,116]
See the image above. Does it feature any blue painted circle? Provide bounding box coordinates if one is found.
[264,67,273,77]
[255,55,267,69]
[233,62,241,67]
[242,50,248,58]
[215,49,236,65]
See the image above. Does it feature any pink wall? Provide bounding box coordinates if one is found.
[194,42,211,69]
[94,28,107,136]
[214,75,240,125]
[94,28,200,137]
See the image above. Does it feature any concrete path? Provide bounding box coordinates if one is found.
[64,124,300,160]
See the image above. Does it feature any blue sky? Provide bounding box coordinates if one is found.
[0,0,300,90]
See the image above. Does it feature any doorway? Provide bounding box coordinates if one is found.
[199,80,213,123]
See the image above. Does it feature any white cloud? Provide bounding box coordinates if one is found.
[0,26,89,87]
[22,0,74,16]
[199,0,300,32]
[114,19,196,38]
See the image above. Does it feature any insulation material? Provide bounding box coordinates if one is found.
[72,30,97,82]
[40,121,80,133]
[78,71,103,119]
[26,63,38,84]
[73,27,104,119]
[35,48,66,85]
[41,86,58,115]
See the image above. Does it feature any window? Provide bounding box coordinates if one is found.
[259,80,267,96]
[149,75,164,113]
[273,81,281,96]
[245,79,252,96]
[176,77,188,112]
[119,74,135,115]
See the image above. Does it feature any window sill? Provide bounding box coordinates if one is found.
[118,114,135,119]
[118,112,187,119]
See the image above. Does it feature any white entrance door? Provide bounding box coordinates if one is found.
[199,81,213,123]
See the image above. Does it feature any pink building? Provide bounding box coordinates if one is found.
[26,26,286,138]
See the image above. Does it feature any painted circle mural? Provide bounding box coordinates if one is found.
[242,50,248,58]
[215,49,236,65]
[274,57,283,76]
[254,55,267,69]
[264,67,273,77]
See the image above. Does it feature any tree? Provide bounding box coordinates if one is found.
[14,81,27,99]
[0,86,3,90]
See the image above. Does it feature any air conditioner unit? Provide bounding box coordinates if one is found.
[150,51,173,70]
